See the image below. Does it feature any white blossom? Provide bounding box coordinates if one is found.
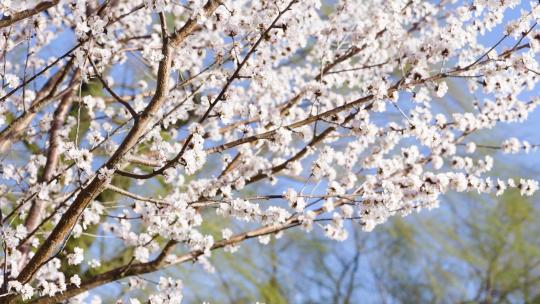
[68,247,84,266]
[70,275,81,287]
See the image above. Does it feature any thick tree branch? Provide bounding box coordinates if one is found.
[10,1,221,294]
[28,240,178,304]
[0,1,60,29]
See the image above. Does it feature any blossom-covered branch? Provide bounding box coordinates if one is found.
[1,0,540,302]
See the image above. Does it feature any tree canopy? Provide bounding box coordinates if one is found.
[0,0,539,302]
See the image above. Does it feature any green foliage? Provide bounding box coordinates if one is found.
[372,190,540,303]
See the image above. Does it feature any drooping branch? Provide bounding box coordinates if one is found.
[28,187,360,304]
[28,220,302,304]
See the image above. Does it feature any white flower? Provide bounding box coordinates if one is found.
[502,138,521,154]
[323,199,335,212]
[97,167,115,181]
[274,127,293,146]
[15,224,27,239]
[70,275,81,287]
[68,247,84,265]
[183,148,207,175]
[488,179,502,197]
[134,246,150,262]
[432,156,443,170]
[435,114,447,127]
[519,179,539,196]
[188,123,205,135]
[87,130,104,147]
[8,281,34,300]
[434,81,448,97]
[284,188,306,212]
[340,205,354,218]
[87,16,106,35]
[222,228,233,240]
[7,281,22,293]
[258,235,271,245]
[4,74,20,88]
[372,99,386,112]
[465,142,476,153]
[141,46,164,63]
[299,211,315,232]
[20,284,34,300]
[373,81,388,99]
[88,259,101,268]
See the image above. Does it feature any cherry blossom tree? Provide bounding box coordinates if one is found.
[0,0,539,302]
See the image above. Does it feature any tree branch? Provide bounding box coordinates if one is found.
[0,1,60,29]
[9,1,221,294]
